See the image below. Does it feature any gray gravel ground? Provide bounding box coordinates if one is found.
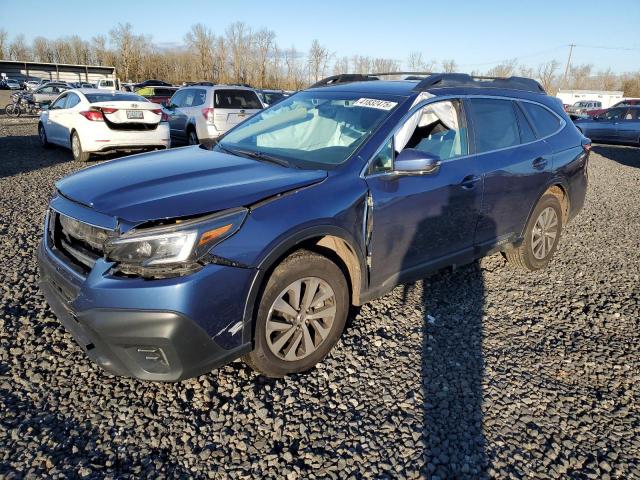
[1,114,639,479]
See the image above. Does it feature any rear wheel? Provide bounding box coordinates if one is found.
[38,123,51,148]
[187,128,199,145]
[71,132,91,162]
[505,193,563,271]
[244,250,349,377]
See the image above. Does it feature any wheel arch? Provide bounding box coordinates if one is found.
[521,179,570,238]
[241,226,366,344]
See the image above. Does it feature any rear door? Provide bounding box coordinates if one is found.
[213,89,263,133]
[468,98,554,247]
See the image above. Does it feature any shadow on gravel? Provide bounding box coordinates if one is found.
[399,201,494,478]
[591,144,640,169]
[0,134,71,178]
[0,381,195,478]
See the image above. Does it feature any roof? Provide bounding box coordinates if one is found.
[0,58,115,70]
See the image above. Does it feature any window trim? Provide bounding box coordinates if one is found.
[361,94,566,178]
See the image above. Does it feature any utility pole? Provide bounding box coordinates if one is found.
[561,44,575,90]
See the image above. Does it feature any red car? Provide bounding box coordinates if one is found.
[587,98,640,117]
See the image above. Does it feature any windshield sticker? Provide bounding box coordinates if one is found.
[353,98,397,110]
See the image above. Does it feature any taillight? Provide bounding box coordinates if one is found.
[202,107,214,123]
[80,110,104,121]
[151,108,169,122]
[101,107,118,114]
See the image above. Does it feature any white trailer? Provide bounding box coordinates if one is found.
[556,90,624,109]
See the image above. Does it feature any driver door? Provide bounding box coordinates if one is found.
[364,99,482,289]
[44,94,68,144]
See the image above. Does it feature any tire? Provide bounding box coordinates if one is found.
[505,193,563,271]
[244,250,349,377]
[5,103,20,117]
[71,132,91,162]
[38,123,51,149]
[187,128,199,145]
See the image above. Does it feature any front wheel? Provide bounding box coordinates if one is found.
[244,250,349,377]
[71,132,91,162]
[505,193,563,271]
[38,123,51,148]
[5,103,20,117]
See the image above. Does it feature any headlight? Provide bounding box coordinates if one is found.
[105,208,247,276]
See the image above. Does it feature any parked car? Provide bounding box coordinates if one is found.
[4,78,22,90]
[38,89,170,162]
[586,98,640,117]
[165,85,263,145]
[567,100,602,116]
[258,89,289,106]
[38,73,589,381]
[96,79,118,91]
[134,79,173,88]
[134,86,179,107]
[574,106,640,146]
[30,84,71,104]
[24,80,41,91]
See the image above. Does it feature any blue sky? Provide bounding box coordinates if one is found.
[3,0,639,73]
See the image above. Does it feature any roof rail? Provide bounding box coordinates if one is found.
[412,73,546,94]
[310,74,380,88]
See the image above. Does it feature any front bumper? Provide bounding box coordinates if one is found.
[37,236,255,381]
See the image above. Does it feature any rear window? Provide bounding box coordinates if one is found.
[468,98,520,153]
[214,89,262,109]
[100,80,114,87]
[153,88,177,97]
[85,93,148,103]
[520,102,561,138]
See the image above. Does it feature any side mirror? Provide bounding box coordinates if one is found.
[394,148,441,175]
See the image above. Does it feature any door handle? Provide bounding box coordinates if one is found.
[460,175,481,189]
[532,157,548,170]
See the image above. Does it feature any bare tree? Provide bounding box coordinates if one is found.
[109,22,148,81]
[351,55,371,74]
[32,37,54,63]
[254,28,275,88]
[568,64,593,90]
[372,58,399,73]
[185,23,215,81]
[333,56,349,75]
[0,29,8,59]
[226,22,252,83]
[442,59,458,73]
[8,34,30,61]
[486,58,518,77]
[307,39,330,82]
[537,60,559,93]
[284,45,304,89]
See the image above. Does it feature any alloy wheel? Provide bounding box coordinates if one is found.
[531,206,559,260]
[265,277,336,361]
[72,135,80,158]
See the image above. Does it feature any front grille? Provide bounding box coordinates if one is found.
[48,211,111,274]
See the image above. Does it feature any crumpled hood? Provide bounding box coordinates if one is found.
[56,146,327,223]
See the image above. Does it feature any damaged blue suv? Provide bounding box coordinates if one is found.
[38,73,590,381]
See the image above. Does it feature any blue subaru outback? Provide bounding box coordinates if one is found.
[38,73,590,381]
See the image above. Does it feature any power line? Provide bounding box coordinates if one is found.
[573,44,640,52]
[458,45,566,68]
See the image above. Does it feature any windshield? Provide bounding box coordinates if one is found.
[218,91,399,167]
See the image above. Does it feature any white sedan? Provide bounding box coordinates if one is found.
[38,89,171,162]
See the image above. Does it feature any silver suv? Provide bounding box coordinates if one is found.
[165,85,264,144]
